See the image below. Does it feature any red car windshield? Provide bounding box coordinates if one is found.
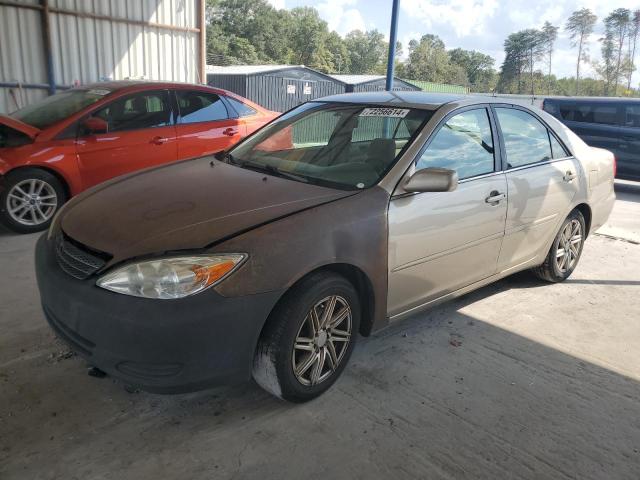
[11,88,112,129]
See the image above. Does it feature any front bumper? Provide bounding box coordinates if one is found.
[35,234,283,393]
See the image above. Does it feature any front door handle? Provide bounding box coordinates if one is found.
[485,191,506,204]
[222,128,237,137]
[151,136,168,145]
[563,171,577,182]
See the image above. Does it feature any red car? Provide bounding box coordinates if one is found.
[0,81,278,233]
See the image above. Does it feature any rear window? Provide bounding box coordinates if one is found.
[558,103,619,126]
[624,105,640,128]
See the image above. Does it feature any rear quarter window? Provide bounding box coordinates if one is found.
[571,104,619,125]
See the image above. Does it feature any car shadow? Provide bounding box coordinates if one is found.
[2,272,639,478]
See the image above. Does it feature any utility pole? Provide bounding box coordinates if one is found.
[385,0,400,91]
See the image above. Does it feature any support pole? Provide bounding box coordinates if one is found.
[39,0,56,95]
[385,0,400,91]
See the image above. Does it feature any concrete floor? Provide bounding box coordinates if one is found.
[1,182,639,480]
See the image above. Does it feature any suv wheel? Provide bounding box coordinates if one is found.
[253,271,360,402]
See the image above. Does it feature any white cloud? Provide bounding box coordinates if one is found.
[401,0,499,38]
[265,0,285,9]
[317,0,366,35]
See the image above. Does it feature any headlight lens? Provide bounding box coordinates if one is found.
[96,254,246,299]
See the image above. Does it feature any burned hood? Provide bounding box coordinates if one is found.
[59,157,355,263]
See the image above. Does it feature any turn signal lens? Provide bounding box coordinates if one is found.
[96,254,246,299]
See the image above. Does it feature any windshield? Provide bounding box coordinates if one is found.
[10,88,112,129]
[227,102,432,190]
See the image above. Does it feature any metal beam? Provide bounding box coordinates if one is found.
[385,0,400,91]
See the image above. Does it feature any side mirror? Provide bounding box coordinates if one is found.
[404,167,458,193]
[83,117,108,135]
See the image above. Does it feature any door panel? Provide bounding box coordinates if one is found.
[388,174,508,316]
[497,159,580,270]
[175,90,244,159]
[492,106,581,271]
[76,90,177,188]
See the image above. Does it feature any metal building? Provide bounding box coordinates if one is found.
[207,65,345,112]
[0,0,206,114]
[328,74,420,93]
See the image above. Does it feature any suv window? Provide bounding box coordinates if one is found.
[91,91,172,133]
[177,91,229,124]
[495,108,552,168]
[417,108,495,180]
[226,97,258,117]
[624,104,640,128]
[572,104,618,125]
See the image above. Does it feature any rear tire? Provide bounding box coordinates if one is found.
[0,168,67,234]
[253,271,360,403]
[533,209,586,283]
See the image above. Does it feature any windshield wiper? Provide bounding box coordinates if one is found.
[238,161,309,183]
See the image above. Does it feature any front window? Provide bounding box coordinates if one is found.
[90,90,172,133]
[417,108,495,180]
[11,88,112,129]
[227,102,431,190]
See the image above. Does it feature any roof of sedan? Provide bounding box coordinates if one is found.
[75,80,216,92]
[318,91,469,110]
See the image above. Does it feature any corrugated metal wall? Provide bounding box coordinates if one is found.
[0,0,202,114]
[208,73,344,112]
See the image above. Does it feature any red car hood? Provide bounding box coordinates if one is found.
[58,157,355,264]
[0,115,40,139]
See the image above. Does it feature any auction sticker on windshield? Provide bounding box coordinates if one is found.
[359,107,409,118]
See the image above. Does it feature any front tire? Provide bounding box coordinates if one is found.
[253,271,360,402]
[533,209,586,282]
[0,168,67,234]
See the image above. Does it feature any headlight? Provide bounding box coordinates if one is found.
[96,254,246,299]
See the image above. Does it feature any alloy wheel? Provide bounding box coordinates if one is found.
[555,219,582,273]
[292,295,352,386]
[6,179,58,226]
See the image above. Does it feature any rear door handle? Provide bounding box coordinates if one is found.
[485,191,506,204]
[563,171,577,182]
[151,136,168,145]
[222,128,237,137]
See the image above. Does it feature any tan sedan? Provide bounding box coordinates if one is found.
[36,92,615,402]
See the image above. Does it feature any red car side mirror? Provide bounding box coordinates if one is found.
[83,117,108,134]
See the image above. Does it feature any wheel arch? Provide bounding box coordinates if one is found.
[573,203,592,237]
[257,262,377,346]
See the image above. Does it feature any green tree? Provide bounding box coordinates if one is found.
[566,8,598,95]
[542,22,559,94]
[449,48,496,91]
[605,8,631,95]
[627,11,640,90]
[403,34,464,84]
[343,30,387,74]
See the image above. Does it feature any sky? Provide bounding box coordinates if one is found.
[266,0,638,83]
